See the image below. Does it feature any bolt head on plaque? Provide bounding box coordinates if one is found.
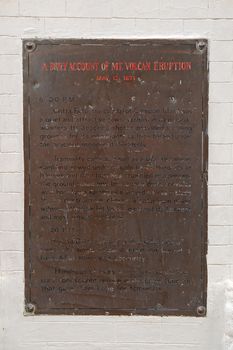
[196,305,206,316]
[25,41,36,52]
[196,40,207,53]
[25,302,36,314]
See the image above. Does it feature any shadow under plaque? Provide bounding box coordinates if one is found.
[23,39,208,316]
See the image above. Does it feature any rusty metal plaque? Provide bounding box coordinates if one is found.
[24,39,208,316]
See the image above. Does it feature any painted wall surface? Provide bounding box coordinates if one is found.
[0,1,233,349]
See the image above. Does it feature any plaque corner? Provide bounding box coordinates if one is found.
[24,302,36,316]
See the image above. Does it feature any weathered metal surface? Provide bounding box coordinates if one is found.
[23,39,208,316]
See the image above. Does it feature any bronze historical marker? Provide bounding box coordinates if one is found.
[24,39,208,316]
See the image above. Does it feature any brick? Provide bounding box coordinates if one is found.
[230,226,233,245]
[0,271,24,321]
[163,0,208,8]
[161,317,201,324]
[208,226,231,245]
[209,165,233,184]
[208,245,233,264]
[160,324,200,344]
[209,144,232,164]
[0,37,21,54]
[0,193,23,211]
[0,95,20,113]
[184,20,233,40]
[0,211,23,231]
[135,19,183,36]
[209,206,233,225]
[0,115,21,134]
[18,323,115,343]
[209,62,233,82]
[90,19,135,36]
[0,75,21,95]
[66,0,112,18]
[116,322,161,342]
[0,232,23,251]
[34,315,161,324]
[160,0,208,19]
[47,344,114,350]
[230,104,233,123]
[208,265,231,283]
[112,0,160,18]
[0,251,23,271]
[0,322,5,350]
[116,316,161,324]
[2,173,23,193]
[210,41,233,61]
[0,0,18,16]
[209,83,233,103]
[19,0,65,17]
[17,345,47,350]
[211,19,233,40]
[45,18,91,37]
[209,103,233,143]
[0,55,20,75]
[0,154,22,172]
[208,185,231,205]
[1,134,21,153]
[183,19,211,38]
[47,344,201,350]
[0,17,44,37]
[209,0,233,18]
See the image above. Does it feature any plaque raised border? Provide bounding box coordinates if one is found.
[23,39,208,316]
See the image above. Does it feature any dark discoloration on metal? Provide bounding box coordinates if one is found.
[24,302,36,315]
[24,39,208,316]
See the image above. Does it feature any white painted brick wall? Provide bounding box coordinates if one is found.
[0,1,233,349]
